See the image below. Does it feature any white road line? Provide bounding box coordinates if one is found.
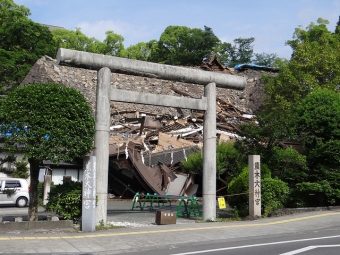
[171,235,340,255]
[280,245,340,255]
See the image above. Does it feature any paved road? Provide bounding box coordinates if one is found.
[132,230,340,255]
[0,206,339,254]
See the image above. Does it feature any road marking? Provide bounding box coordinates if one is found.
[280,245,340,255]
[170,235,340,255]
[23,237,36,240]
[0,211,339,241]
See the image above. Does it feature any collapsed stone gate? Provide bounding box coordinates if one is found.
[57,48,247,225]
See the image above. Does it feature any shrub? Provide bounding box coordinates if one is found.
[261,178,290,216]
[44,181,82,222]
[295,180,340,206]
[227,167,249,217]
[182,142,247,187]
[227,165,288,217]
[12,161,30,179]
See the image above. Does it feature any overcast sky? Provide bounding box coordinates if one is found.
[15,0,340,60]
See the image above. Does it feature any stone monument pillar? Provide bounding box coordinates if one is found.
[82,156,96,232]
[249,155,261,217]
[43,175,51,205]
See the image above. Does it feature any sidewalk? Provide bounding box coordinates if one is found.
[0,201,339,254]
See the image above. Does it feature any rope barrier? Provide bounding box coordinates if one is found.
[217,190,254,198]
[216,186,227,192]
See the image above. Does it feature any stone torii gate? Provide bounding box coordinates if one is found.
[57,48,247,225]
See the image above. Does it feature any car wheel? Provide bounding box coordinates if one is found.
[16,197,28,207]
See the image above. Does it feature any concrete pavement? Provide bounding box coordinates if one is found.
[0,204,339,254]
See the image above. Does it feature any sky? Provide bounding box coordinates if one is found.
[14,0,340,60]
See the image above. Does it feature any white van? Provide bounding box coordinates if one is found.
[0,178,30,207]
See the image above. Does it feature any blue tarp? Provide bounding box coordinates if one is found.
[0,125,20,137]
[234,63,279,71]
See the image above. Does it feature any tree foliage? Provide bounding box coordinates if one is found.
[252,52,279,67]
[45,181,82,222]
[296,180,340,206]
[0,0,55,93]
[215,142,246,185]
[120,41,154,61]
[296,89,340,148]
[103,30,125,56]
[261,178,290,216]
[181,149,203,174]
[226,165,288,217]
[218,37,255,67]
[182,142,246,187]
[51,28,125,56]
[263,18,340,125]
[52,28,99,52]
[245,19,340,159]
[150,25,220,65]
[0,83,95,221]
[293,89,340,205]
[233,18,340,208]
[237,18,340,165]
[267,146,308,187]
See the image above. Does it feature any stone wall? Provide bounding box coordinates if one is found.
[20,56,277,124]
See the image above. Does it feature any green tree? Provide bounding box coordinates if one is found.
[52,28,101,53]
[295,89,340,205]
[51,28,125,56]
[12,161,29,179]
[103,30,125,56]
[0,83,95,221]
[219,37,255,67]
[152,25,220,65]
[267,146,308,187]
[0,0,55,93]
[263,18,340,133]
[182,142,246,187]
[120,41,153,61]
[236,18,340,172]
[252,52,279,67]
[335,16,340,34]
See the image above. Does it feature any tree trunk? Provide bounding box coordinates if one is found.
[28,158,40,221]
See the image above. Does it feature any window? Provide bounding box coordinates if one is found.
[5,180,21,188]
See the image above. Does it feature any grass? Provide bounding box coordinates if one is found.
[95,220,125,231]
[194,210,242,223]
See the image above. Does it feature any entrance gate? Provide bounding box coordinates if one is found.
[57,48,247,225]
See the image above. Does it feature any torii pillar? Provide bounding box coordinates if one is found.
[57,48,247,225]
